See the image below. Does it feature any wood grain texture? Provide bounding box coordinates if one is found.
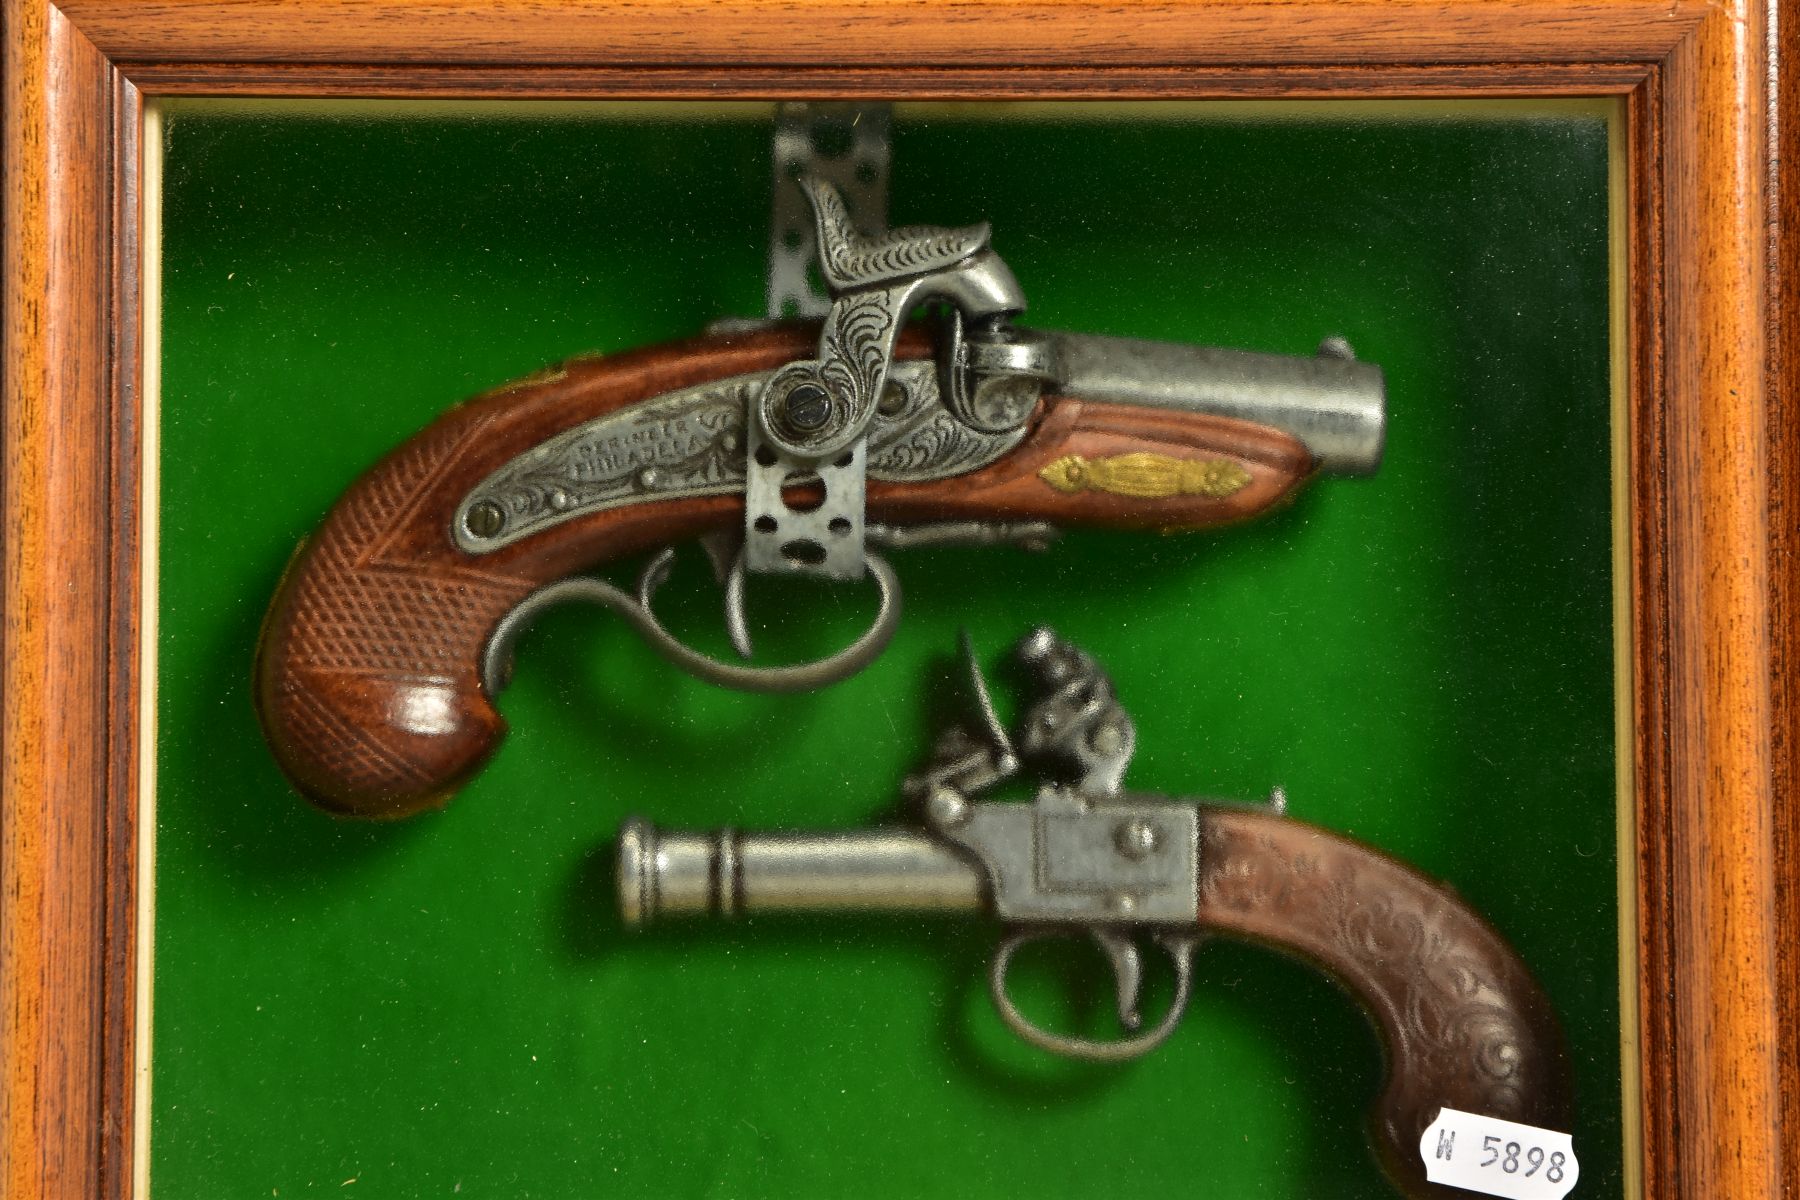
[1653,5,1781,1197]
[1623,73,1677,1200]
[58,0,1710,67]
[123,61,1661,98]
[1198,808,1570,1200]
[255,327,1312,819]
[98,66,144,1200]
[0,0,1791,1197]
[1773,0,1800,1192]
[1,5,132,1200]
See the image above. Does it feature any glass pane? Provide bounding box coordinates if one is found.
[155,100,1621,1198]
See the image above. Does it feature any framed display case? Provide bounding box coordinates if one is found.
[3,3,1795,1199]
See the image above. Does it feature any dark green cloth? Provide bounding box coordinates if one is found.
[155,104,1620,1198]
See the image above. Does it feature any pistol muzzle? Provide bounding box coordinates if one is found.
[617,817,983,927]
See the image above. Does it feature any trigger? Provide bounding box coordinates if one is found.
[696,531,757,661]
[1094,930,1144,1032]
[697,530,742,585]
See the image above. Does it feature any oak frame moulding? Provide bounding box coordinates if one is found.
[3,1,1795,1198]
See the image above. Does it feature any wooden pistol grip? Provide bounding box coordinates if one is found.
[256,326,1314,819]
[1196,810,1572,1199]
[254,331,801,819]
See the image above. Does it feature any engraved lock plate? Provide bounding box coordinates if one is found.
[452,360,1025,555]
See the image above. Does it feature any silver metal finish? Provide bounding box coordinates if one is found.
[767,103,890,320]
[618,629,1254,1063]
[754,177,1024,465]
[960,629,1015,767]
[926,634,1197,926]
[753,103,890,580]
[618,804,1197,928]
[619,820,984,924]
[1047,329,1387,475]
[454,373,750,554]
[465,162,1389,698]
[864,520,1057,553]
[454,325,1387,556]
[745,177,1027,579]
[742,429,868,578]
[989,930,1199,1062]
[935,785,1200,924]
[938,310,1060,434]
[1010,626,1138,796]
[479,547,900,697]
[453,361,1026,555]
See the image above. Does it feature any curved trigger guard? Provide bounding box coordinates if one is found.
[988,929,1199,1064]
[480,546,901,696]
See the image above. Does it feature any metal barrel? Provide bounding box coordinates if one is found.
[617,818,984,926]
[1042,329,1387,477]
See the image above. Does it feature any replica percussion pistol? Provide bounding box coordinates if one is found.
[256,178,1385,818]
[619,630,1572,1200]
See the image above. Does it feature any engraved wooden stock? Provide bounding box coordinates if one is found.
[1197,809,1572,1200]
[255,327,1313,818]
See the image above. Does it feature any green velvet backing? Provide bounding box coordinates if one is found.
[154,103,1622,1198]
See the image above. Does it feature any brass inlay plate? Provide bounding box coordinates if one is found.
[1039,453,1251,500]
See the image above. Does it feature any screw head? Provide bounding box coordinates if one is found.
[925,786,971,829]
[1088,721,1127,756]
[783,382,833,432]
[464,500,505,539]
[1114,818,1160,861]
[877,380,908,416]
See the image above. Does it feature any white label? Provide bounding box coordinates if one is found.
[1419,1107,1579,1199]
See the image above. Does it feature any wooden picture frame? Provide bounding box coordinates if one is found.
[3,2,1793,1197]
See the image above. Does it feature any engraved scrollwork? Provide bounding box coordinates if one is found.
[453,378,753,552]
[1198,819,1552,1135]
[453,363,1025,554]
[814,287,904,434]
[864,366,1028,482]
[804,174,989,291]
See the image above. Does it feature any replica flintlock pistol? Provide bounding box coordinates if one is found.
[254,176,1385,817]
[621,629,1574,1200]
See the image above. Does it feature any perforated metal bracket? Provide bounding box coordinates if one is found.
[751,104,892,577]
[767,102,891,321]
[743,429,868,577]
[747,176,1025,578]
[751,107,1032,578]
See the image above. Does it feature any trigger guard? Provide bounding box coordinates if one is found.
[988,929,1199,1064]
[480,547,901,696]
